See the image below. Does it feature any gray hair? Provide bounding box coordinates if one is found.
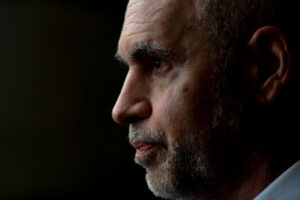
[196,0,279,50]
[195,0,300,161]
[195,0,299,73]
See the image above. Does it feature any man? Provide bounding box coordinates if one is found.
[112,0,300,199]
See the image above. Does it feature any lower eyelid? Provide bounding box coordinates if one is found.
[154,62,172,75]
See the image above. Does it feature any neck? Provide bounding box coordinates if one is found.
[229,152,297,200]
[179,153,294,200]
[179,156,276,200]
[230,157,272,200]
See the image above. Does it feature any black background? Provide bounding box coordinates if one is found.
[0,0,157,199]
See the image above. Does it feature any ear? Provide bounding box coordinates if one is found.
[246,26,291,104]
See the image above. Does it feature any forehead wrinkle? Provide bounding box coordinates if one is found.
[124,0,199,36]
[126,0,175,19]
[125,0,191,29]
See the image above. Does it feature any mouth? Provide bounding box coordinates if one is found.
[133,142,156,158]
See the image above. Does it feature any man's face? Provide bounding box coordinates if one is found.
[113,0,243,199]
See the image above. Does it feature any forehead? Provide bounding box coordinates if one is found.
[118,0,195,59]
[125,0,182,23]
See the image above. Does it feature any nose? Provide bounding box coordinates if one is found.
[112,70,152,125]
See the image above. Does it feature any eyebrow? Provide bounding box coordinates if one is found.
[114,41,172,68]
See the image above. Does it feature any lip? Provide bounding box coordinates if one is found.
[133,143,156,158]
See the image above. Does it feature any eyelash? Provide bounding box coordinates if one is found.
[150,56,171,75]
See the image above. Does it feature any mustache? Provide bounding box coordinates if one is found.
[128,124,168,148]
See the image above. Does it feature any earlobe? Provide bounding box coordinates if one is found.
[246,26,291,104]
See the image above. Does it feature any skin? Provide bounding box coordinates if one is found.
[112,0,292,199]
[113,0,218,198]
[113,0,214,141]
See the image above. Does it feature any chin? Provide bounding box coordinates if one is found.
[143,149,191,200]
[145,164,180,200]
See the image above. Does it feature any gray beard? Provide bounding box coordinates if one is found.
[129,124,211,199]
[128,98,247,200]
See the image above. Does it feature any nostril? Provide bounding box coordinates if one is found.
[112,103,152,125]
[112,111,143,125]
[112,96,152,125]
[123,116,144,125]
[112,106,141,125]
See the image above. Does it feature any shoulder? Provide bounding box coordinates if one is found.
[255,161,300,200]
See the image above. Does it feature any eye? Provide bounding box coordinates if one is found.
[151,57,171,75]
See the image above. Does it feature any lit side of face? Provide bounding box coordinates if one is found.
[112,0,216,199]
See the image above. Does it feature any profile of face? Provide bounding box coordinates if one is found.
[112,0,244,199]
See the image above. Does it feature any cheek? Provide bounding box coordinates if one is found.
[153,85,194,139]
[151,72,188,127]
[153,82,214,145]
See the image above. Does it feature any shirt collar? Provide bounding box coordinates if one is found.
[254,160,300,200]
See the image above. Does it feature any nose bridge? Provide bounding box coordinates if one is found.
[112,69,151,125]
[116,71,138,110]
